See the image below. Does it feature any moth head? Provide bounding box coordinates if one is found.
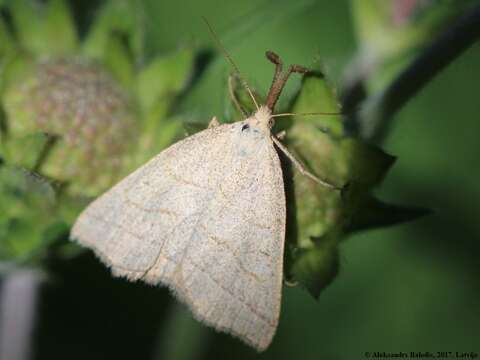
[246,52,310,133]
[251,106,273,130]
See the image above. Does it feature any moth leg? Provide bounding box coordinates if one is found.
[228,74,248,118]
[208,116,220,128]
[275,130,286,140]
[271,136,339,190]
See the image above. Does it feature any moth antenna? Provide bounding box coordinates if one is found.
[202,16,259,111]
[271,111,343,118]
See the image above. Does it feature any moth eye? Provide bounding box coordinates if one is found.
[241,124,250,132]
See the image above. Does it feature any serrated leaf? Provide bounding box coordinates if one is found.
[284,71,402,297]
[286,73,397,244]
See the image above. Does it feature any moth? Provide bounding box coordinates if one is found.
[71,41,338,351]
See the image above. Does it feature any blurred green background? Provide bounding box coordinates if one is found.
[1,0,479,359]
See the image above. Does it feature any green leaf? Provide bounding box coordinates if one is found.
[1,133,50,170]
[0,166,56,211]
[284,71,401,297]
[82,0,145,61]
[0,166,59,262]
[289,71,343,136]
[134,49,195,164]
[135,110,182,166]
[42,0,78,55]
[289,239,339,299]
[137,49,195,113]
[102,32,135,90]
[285,73,345,248]
[174,0,318,123]
[0,17,17,93]
[8,0,77,57]
[340,139,395,186]
[345,196,432,233]
[0,54,36,96]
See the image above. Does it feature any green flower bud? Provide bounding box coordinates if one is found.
[3,58,137,196]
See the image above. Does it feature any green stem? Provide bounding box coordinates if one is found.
[344,4,480,144]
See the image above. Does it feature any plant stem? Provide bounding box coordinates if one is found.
[343,4,480,144]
